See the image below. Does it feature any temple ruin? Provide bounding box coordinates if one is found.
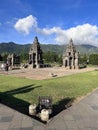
[7,53,20,67]
[63,39,79,69]
[29,36,43,68]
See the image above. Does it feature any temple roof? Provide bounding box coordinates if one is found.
[34,36,38,43]
[65,39,76,53]
[69,38,74,46]
[29,36,42,53]
[33,36,39,45]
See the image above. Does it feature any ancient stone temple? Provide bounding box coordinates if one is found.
[63,39,79,69]
[29,36,43,68]
[7,53,20,66]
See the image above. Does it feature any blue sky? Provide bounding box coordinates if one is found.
[0,0,98,46]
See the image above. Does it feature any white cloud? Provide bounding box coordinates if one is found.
[36,27,62,35]
[14,15,37,34]
[14,15,98,46]
[36,23,98,46]
[64,24,98,45]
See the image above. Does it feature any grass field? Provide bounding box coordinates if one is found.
[0,70,98,116]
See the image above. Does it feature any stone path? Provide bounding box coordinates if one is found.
[0,88,98,130]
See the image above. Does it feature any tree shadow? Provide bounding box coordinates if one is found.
[52,97,75,117]
[0,85,75,124]
[0,84,42,116]
[5,84,38,95]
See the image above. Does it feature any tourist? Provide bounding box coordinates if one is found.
[5,63,9,71]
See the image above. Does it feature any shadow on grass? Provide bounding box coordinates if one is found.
[0,84,42,116]
[0,85,75,123]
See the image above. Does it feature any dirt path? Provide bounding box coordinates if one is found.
[0,67,96,80]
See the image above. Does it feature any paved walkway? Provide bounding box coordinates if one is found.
[0,89,98,130]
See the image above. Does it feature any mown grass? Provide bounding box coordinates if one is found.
[0,70,98,115]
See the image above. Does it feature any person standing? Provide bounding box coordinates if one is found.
[5,63,9,72]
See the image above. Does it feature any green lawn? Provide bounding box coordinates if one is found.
[0,70,98,115]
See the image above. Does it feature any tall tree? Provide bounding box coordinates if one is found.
[1,52,9,62]
[43,51,62,64]
[79,54,88,64]
[89,54,98,65]
[20,52,29,63]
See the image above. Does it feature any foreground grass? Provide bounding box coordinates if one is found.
[0,70,98,115]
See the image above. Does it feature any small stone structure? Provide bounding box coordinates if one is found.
[29,104,37,116]
[63,39,79,69]
[7,53,20,67]
[40,109,49,122]
[38,96,52,114]
[29,96,52,122]
[29,36,43,68]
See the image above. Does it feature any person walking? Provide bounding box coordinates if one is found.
[5,63,9,74]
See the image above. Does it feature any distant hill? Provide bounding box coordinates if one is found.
[0,42,98,55]
[76,44,98,54]
[0,42,30,54]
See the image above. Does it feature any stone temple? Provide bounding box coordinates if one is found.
[62,39,79,69]
[7,53,20,67]
[29,36,43,68]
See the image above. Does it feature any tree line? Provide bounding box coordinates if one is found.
[1,52,98,65]
[79,54,98,65]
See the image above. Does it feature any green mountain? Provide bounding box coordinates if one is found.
[0,42,30,54]
[76,44,98,54]
[0,42,98,55]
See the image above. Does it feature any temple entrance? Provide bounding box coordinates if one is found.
[65,60,67,67]
[69,57,72,69]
